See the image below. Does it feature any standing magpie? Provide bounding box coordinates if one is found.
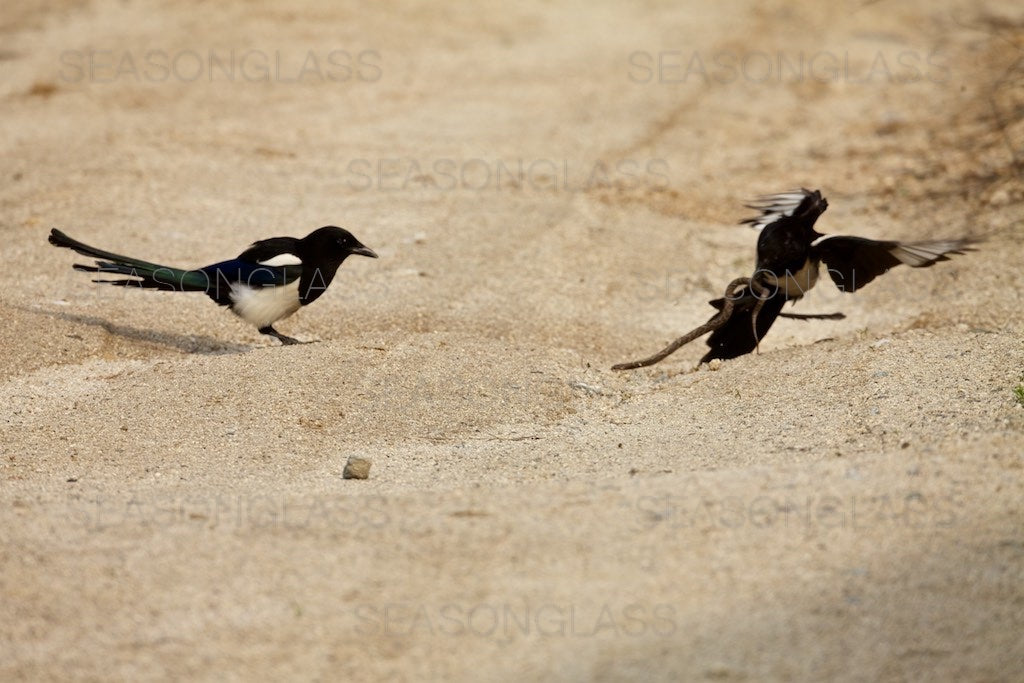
[701,189,975,362]
[49,226,378,345]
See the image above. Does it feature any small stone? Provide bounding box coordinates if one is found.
[871,338,892,349]
[343,456,372,480]
[569,381,604,396]
[988,189,1009,206]
[707,358,722,371]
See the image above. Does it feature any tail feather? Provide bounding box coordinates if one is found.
[50,228,210,292]
[49,228,166,270]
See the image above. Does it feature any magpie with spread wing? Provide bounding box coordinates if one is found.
[49,226,378,345]
[700,188,975,363]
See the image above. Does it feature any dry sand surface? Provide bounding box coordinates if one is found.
[2,0,1023,680]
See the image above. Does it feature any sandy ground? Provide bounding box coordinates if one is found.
[1,0,1023,680]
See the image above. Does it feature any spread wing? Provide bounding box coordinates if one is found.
[814,236,976,293]
[741,189,823,231]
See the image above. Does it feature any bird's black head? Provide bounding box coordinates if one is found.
[302,226,378,261]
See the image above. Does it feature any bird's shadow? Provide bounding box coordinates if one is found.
[20,306,253,355]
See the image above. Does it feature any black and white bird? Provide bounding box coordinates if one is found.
[49,226,378,345]
[701,188,975,362]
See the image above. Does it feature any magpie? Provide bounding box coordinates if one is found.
[701,188,976,362]
[49,226,378,345]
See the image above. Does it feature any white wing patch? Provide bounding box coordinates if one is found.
[257,253,303,267]
[229,280,302,328]
[889,240,970,267]
[742,189,813,231]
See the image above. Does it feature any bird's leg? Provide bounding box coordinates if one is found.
[779,311,845,321]
[748,279,772,354]
[612,277,751,371]
[259,325,304,345]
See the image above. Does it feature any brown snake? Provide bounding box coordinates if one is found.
[611,277,753,371]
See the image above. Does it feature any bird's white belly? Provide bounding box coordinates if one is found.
[765,260,819,299]
[229,280,302,328]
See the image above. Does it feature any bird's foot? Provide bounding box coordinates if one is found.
[259,326,312,346]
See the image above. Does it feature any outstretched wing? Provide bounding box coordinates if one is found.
[814,236,976,293]
[741,188,824,231]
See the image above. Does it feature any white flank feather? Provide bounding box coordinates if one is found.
[229,280,302,328]
[760,259,820,299]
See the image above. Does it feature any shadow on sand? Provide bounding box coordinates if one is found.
[21,306,253,355]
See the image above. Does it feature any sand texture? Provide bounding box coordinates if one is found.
[1,1,1023,680]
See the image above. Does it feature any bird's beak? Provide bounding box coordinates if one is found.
[351,244,378,259]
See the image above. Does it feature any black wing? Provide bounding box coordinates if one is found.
[237,236,303,264]
[814,236,975,293]
[701,287,787,363]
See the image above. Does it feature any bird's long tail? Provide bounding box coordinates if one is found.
[49,228,211,292]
